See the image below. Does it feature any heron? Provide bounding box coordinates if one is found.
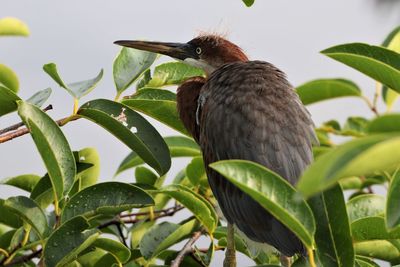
[114,34,317,267]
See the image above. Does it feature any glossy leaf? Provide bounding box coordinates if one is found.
[186,156,207,186]
[0,17,29,36]
[160,184,218,233]
[210,160,315,248]
[122,89,189,135]
[1,174,40,192]
[74,147,100,190]
[297,134,400,197]
[135,166,158,185]
[131,221,155,249]
[387,171,400,229]
[321,43,400,93]
[3,196,49,238]
[93,238,131,263]
[0,64,19,93]
[61,182,154,222]
[147,62,205,87]
[44,216,100,267]
[347,194,385,223]
[296,79,361,105]
[93,253,118,267]
[78,99,171,175]
[308,185,354,266]
[136,69,151,89]
[367,114,400,133]
[18,101,76,199]
[140,219,199,260]
[0,86,21,117]
[342,117,368,136]
[0,199,23,228]
[242,0,255,7]
[352,216,400,241]
[355,256,379,267]
[26,88,52,107]
[115,136,199,176]
[354,240,400,263]
[43,63,103,99]
[113,47,157,95]
[381,26,400,109]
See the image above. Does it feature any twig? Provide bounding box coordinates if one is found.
[171,230,203,267]
[361,95,379,116]
[98,205,184,229]
[0,114,80,144]
[3,249,42,266]
[119,205,183,219]
[116,223,128,247]
[0,105,53,135]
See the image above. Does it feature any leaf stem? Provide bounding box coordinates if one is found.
[21,227,31,246]
[307,248,316,267]
[73,98,79,114]
[0,248,9,258]
[361,95,379,116]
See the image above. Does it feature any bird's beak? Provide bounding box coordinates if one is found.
[114,40,198,61]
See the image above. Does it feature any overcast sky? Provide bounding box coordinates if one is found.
[1,0,400,266]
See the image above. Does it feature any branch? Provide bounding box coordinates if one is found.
[3,249,42,267]
[171,230,203,267]
[98,205,184,229]
[0,105,53,135]
[0,114,80,144]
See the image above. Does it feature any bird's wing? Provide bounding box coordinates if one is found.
[199,60,317,256]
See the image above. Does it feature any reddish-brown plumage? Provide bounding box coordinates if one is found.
[176,76,205,143]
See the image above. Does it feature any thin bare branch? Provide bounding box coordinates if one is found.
[171,230,203,267]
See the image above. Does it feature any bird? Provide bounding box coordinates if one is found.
[114,34,317,267]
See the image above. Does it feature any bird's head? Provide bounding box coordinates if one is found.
[114,35,248,75]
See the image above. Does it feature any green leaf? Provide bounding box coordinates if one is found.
[92,238,131,263]
[296,79,361,105]
[61,182,154,223]
[347,194,385,223]
[4,196,48,238]
[130,221,155,249]
[122,89,189,136]
[115,136,199,176]
[297,134,400,197]
[76,249,106,267]
[147,62,205,87]
[0,85,21,117]
[321,43,400,93]
[0,64,19,93]
[355,256,379,267]
[26,88,52,107]
[342,117,369,136]
[136,69,152,89]
[242,0,255,7]
[0,17,29,36]
[74,147,100,190]
[0,199,23,228]
[44,216,100,267]
[160,184,218,233]
[210,160,315,248]
[1,174,40,192]
[381,26,400,109]
[387,171,400,229]
[352,216,400,241]
[214,226,255,260]
[135,167,158,185]
[354,240,400,264]
[78,99,170,176]
[186,156,207,186]
[140,219,199,260]
[93,253,118,267]
[113,47,157,95]
[307,185,354,267]
[43,63,103,99]
[18,101,76,200]
[367,114,400,133]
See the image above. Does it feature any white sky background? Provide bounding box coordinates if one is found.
[1,0,400,266]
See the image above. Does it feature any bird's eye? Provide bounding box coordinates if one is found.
[196,47,202,54]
